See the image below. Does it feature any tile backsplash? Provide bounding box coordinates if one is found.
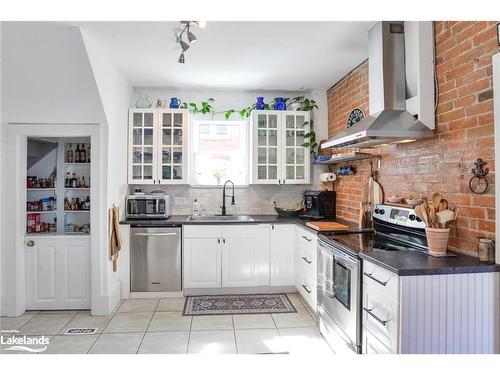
[130,184,316,215]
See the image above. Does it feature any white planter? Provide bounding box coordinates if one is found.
[288,103,301,111]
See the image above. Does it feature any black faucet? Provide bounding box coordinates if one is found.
[220,180,235,216]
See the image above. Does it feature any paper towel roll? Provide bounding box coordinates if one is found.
[320,172,336,182]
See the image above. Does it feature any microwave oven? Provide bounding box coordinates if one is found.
[126,194,171,219]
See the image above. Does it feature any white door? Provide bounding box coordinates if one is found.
[252,111,282,184]
[282,111,310,184]
[128,109,157,184]
[221,225,270,287]
[183,238,222,288]
[157,109,188,184]
[25,236,90,309]
[270,224,295,286]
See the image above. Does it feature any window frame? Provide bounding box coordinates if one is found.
[189,119,250,188]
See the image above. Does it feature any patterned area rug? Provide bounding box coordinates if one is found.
[183,294,297,316]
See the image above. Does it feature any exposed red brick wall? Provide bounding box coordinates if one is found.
[327,21,499,256]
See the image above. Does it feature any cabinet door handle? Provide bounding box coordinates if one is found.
[301,256,312,264]
[302,235,312,242]
[363,272,388,286]
[363,307,388,326]
[26,240,35,247]
[217,238,221,244]
[301,284,312,294]
[278,179,281,184]
[222,238,226,244]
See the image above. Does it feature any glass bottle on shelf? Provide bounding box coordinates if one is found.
[67,144,73,163]
[80,176,86,187]
[87,145,91,163]
[71,173,77,188]
[80,144,86,163]
[75,144,81,163]
[65,172,71,187]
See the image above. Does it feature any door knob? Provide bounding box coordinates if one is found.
[26,240,35,247]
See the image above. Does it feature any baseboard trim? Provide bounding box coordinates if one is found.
[129,291,184,299]
[184,285,297,296]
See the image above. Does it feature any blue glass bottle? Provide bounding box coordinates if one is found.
[274,97,286,110]
[256,97,265,110]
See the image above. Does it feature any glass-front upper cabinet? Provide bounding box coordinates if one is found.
[254,112,280,184]
[251,110,310,185]
[128,109,188,185]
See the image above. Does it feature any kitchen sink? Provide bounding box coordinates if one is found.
[187,215,254,222]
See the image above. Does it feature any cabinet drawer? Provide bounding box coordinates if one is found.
[363,284,399,353]
[183,225,221,238]
[364,328,394,354]
[300,242,316,273]
[298,268,317,311]
[363,260,399,302]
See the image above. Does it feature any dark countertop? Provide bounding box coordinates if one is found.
[120,215,367,234]
[359,250,500,276]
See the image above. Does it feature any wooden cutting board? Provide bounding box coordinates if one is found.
[306,221,350,232]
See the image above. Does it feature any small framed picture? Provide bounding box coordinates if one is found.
[497,23,500,46]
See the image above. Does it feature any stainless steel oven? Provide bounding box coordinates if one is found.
[317,238,362,353]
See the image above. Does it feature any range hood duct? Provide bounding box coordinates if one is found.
[322,21,434,149]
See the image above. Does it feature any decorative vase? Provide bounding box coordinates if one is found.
[425,227,450,256]
[169,97,181,109]
[256,97,265,110]
[274,97,286,110]
[135,93,152,108]
[478,238,495,262]
[289,102,301,111]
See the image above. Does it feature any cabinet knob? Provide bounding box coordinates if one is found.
[26,240,35,247]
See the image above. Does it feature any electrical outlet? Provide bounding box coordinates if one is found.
[174,197,189,207]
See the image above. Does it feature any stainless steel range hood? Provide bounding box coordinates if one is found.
[322,22,434,149]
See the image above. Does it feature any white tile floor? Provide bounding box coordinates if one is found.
[0,294,334,354]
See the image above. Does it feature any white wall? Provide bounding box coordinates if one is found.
[81,28,134,311]
[0,23,106,125]
[0,22,127,315]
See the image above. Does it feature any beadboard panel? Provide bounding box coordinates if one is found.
[400,272,499,354]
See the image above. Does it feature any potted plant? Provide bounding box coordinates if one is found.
[287,96,318,111]
[212,168,227,185]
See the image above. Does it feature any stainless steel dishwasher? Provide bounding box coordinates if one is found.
[130,226,182,292]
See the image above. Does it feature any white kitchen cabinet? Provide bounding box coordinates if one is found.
[25,235,90,309]
[183,225,222,288]
[128,108,188,185]
[251,110,310,185]
[183,225,269,289]
[183,237,221,288]
[221,225,269,287]
[362,259,500,354]
[269,224,295,286]
[294,225,318,312]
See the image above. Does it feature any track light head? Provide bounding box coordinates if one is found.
[187,30,197,44]
[178,53,185,63]
[180,40,190,51]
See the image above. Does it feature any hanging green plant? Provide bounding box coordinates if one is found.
[180,98,215,115]
[301,121,319,157]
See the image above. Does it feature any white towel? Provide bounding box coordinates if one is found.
[318,246,335,296]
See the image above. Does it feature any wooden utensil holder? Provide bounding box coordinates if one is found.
[425,227,450,256]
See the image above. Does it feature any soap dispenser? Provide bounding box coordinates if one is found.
[192,198,201,216]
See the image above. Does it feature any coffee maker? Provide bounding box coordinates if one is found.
[300,190,336,220]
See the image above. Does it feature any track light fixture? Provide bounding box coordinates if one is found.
[176,21,205,63]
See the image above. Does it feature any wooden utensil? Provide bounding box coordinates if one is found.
[358,201,365,229]
[428,206,437,228]
[432,192,442,210]
[417,203,430,227]
[414,204,424,222]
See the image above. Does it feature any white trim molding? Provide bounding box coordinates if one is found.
[494,52,500,265]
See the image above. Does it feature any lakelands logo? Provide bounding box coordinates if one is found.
[1,333,50,353]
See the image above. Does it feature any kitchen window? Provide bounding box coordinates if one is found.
[190,120,249,186]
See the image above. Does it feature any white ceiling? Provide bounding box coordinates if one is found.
[78,21,375,91]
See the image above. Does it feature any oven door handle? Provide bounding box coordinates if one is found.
[363,272,388,286]
[301,284,312,294]
[363,307,388,326]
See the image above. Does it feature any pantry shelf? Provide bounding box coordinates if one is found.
[27,188,56,191]
[27,211,57,214]
[64,210,90,213]
[65,187,90,190]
